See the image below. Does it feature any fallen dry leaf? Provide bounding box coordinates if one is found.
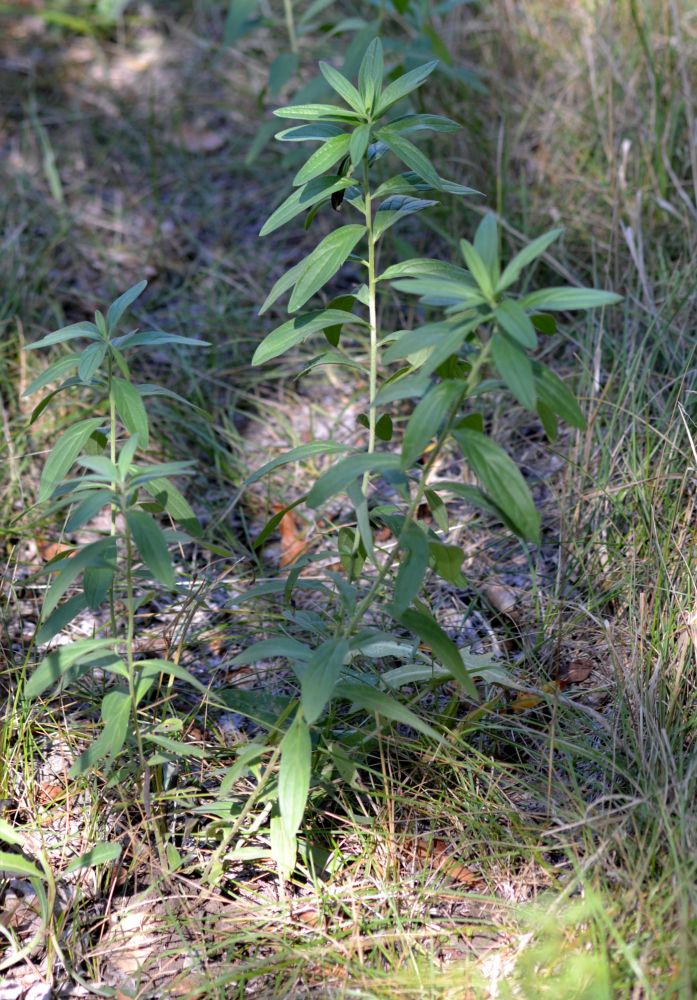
[559,659,593,686]
[37,537,73,562]
[483,583,518,615]
[276,505,309,567]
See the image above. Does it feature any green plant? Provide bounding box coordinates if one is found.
[230,37,622,880]
[21,282,211,814]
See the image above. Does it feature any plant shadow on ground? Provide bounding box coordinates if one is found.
[1,2,696,997]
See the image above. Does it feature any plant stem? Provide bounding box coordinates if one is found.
[364,159,378,465]
[283,0,298,54]
[124,526,149,810]
[107,356,118,637]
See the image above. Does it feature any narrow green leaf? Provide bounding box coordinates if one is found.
[521,287,623,312]
[253,309,364,366]
[349,123,371,169]
[65,842,122,873]
[259,260,305,316]
[379,113,460,135]
[65,490,111,532]
[374,61,439,116]
[390,276,485,307]
[379,130,442,189]
[69,689,130,776]
[39,417,104,502]
[84,564,114,609]
[288,225,366,312]
[401,380,461,468]
[0,851,44,880]
[270,815,296,879]
[319,61,365,112]
[24,354,80,396]
[106,280,147,332]
[473,213,500,285]
[273,103,360,121]
[400,608,479,700]
[358,37,384,111]
[307,452,401,508]
[393,522,429,614]
[126,510,175,588]
[293,134,351,186]
[491,332,536,410]
[26,321,100,351]
[429,542,467,586]
[533,362,586,429]
[460,238,494,298]
[335,682,441,740]
[40,537,116,618]
[378,258,469,283]
[36,593,88,646]
[245,441,351,486]
[373,195,438,240]
[495,299,538,349]
[275,123,345,142]
[143,476,202,536]
[231,639,313,666]
[260,176,353,237]
[25,638,117,700]
[301,638,349,723]
[453,428,540,542]
[497,229,562,293]
[112,331,209,350]
[112,377,149,449]
[279,715,312,837]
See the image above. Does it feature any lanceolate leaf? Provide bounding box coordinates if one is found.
[279,716,312,837]
[307,452,401,508]
[497,228,562,293]
[358,37,384,112]
[245,440,351,486]
[288,225,366,312]
[260,176,354,237]
[533,362,586,429]
[69,689,130,776]
[39,417,104,502]
[24,354,80,396]
[495,299,538,349]
[474,213,500,285]
[77,341,107,382]
[491,332,536,410]
[399,608,479,701]
[374,61,439,116]
[293,134,351,186]
[393,522,430,614]
[143,476,202,536]
[275,123,345,142]
[273,104,361,122]
[401,379,461,468]
[453,428,540,543]
[336,681,440,740]
[106,280,147,332]
[259,260,305,316]
[25,637,117,700]
[112,377,149,448]
[41,537,117,618]
[379,130,443,190]
[126,510,175,588]
[26,321,100,351]
[253,309,364,366]
[349,123,371,169]
[373,196,438,240]
[521,287,623,311]
[301,638,349,723]
[319,61,364,113]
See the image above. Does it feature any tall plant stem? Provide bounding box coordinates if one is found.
[107,357,118,638]
[124,529,150,812]
[283,0,298,53]
[363,158,378,464]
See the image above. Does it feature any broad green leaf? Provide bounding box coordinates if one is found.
[65,489,111,532]
[245,440,351,486]
[77,454,120,481]
[253,309,364,366]
[26,321,100,351]
[319,61,364,112]
[393,522,429,614]
[531,313,557,335]
[275,123,345,142]
[288,225,365,312]
[273,103,360,122]
[473,213,500,285]
[24,354,80,396]
[374,61,439,116]
[36,593,88,645]
[336,682,440,740]
[259,260,305,315]
[65,841,122,873]
[293,133,351,186]
[0,818,25,847]
[533,362,586,429]
[460,238,494,298]
[378,258,469,283]
[69,689,130,776]
[38,417,104,502]
[401,380,461,468]
[301,638,349,723]
[0,851,44,880]
[279,715,312,837]
[521,287,623,311]
[390,276,485,307]
[41,537,117,618]
[25,637,117,699]
[106,280,147,332]
[437,480,519,534]
[260,176,353,237]
[270,815,296,879]
[497,228,562,293]
[231,638,313,666]
[379,130,442,190]
[453,428,540,542]
[84,564,114,609]
[495,299,538,349]
[373,196,438,240]
[143,476,202,536]
[307,452,401,508]
[491,333,536,410]
[400,608,479,700]
[379,113,460,135]
[112,377,149,448]
[126,510,174,588]
[349,123,371,169]
[358,37,383,112]
[430,542,467,586]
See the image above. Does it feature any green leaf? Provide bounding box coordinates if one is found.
[36,593,88,645]
[473,213,500,285]
[65,489,111,532]
[259,260,305,316]
[224,0,259,43]
[293,133,351,186]
[268,51,298,96]
[531,313,557,335]
[26,321,100,351]
[399,608,479,701]
[497,228,562,293]
[135,659,216,704]
[301,638,349,723]
[279,715,312,838]
[145,733,206,759]
[358,37,384,112]
[460,238,494,298]
[65,841,122,873]
[253,309,364,366]
[112,377,149,449]
[270,815,296,879]
[307,452,401,508]
[245,440,351,486]
[24,355,80,397]
[521,287,623,312]
[533,362,586,429]
[231,638,313,666]
[430,542,467,586]
[349,123,371,169]
[390,276,485,307]
[69,689,130,776]
[537,401,558,441]
[40,537,116,618]
[393,522,430,614]
[143,476,202,536]
[374,61,439,116]
[275,123,345,142]
[25,637,117,700]
[84,564,114,609]
[373,195,438,240]
[335,682,440,740]
[379,130,442,189]
[260,176,353,237]
[453,428,540,543]
[126,510,175,588]
[378,258,469,282]
[288,225,366,312]
[39,417,104,502]
[112,330,209,350]
[491,332,536,410]
[379,113,460,135]
[437,480,519,534]
[495,299,538,349]
[319,61,364,112]
[0,851,44,880]
[0,818,25,848]
[273,103,360,122]
[401,380,461,468]
[106,280,147,332]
